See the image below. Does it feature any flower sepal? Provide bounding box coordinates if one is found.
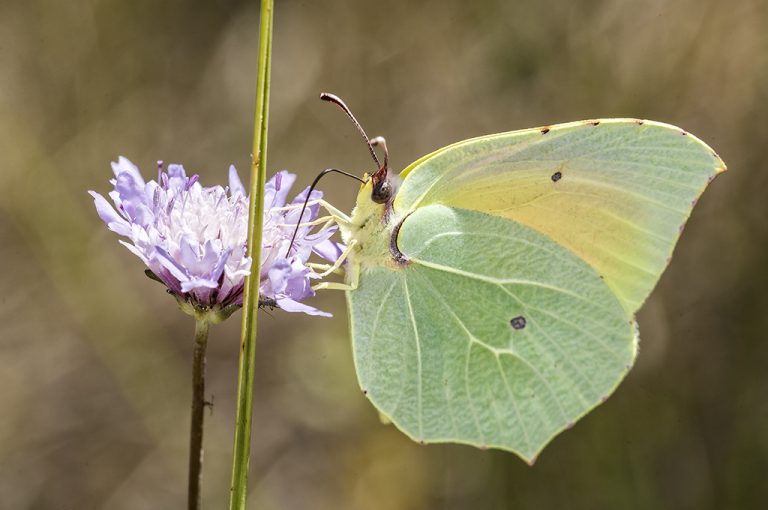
[144,269,165,285]
[173,294,242,324]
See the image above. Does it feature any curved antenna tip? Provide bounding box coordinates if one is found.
[319,92,381,169]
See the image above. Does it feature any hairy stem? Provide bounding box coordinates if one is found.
[188,314,210,510]
[228,0,274,508]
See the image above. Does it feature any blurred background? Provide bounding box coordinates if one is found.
[1,0,766,508]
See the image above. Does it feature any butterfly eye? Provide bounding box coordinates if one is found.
[371,180,392,204]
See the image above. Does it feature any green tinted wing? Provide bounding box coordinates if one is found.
[394,120,725,313]
[348,205,637,462]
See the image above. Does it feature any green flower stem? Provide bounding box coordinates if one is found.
[188,314,210,510]
[229,0,273,508]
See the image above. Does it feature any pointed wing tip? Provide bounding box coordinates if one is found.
[714,155,728,173]
[634,118,728,176]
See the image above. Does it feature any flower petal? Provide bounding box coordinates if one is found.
[154,246,189,283]
[229,165,246,197]
[90,191,132,236]
[111,156,145,187]
[276,297,332,317]
[118,240,149,264]
[114,173,147,221]
[313,239,345,263]
[270,170,296,208]
[181,277,219,293]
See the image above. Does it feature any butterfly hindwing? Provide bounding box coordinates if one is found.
[348,204,637,462]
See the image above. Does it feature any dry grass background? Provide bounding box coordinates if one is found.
[0,0,766,508]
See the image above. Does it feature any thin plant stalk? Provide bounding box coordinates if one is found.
[188,314,210,510]
[228,0,274,508]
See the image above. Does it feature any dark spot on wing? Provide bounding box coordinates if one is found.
[510,316,527,330]
[590,120,600,126]
[541,127,550,134]
[680,130,688,136]
[637,120,645,125]
[551,171,562,182]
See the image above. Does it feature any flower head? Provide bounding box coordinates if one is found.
[90,157,338,318]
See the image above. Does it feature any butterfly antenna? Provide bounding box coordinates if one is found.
[285,168,365,257]
[370,136,388,172]
[320,93,382,169]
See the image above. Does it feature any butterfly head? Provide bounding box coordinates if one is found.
[351,167,399,231]
[371,177,393,204]
[361,158,399,209]
[356,171,390,208]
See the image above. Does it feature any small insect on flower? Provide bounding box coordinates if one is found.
[90,157,340,320]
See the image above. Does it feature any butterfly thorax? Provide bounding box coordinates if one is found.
[341,180,403,274]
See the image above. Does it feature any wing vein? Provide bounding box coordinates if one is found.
[492,284,601,402]
[402,274,424,440]
[419,265,577,439]
[366,276,402,416]
[494,354,532,453]
[522,300,626,362]
[413,258,619,316]
[464,342,487,445]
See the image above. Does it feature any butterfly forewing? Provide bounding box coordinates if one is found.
[393,120,725,313]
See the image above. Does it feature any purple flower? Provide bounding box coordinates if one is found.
[90,157,338,318]
[258,170,341,316]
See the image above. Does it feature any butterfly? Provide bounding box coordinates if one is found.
[302,93,725,463]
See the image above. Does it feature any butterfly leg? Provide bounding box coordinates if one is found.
[314,240,357,278]
[307,262,343,275]
[315,199,352,227]
[271,199,352,228]
[312,250,359,292]
[277,215,337,230]
[312,269,358,291]
[312,282,356,291]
